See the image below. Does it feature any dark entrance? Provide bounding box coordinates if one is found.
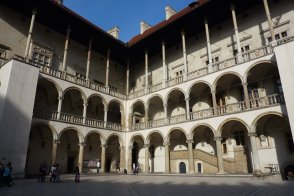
[106,158,111,172]
[67,157,74,173]
[179,162,186,173]
[132,142,139,167]
[197,163,202,173]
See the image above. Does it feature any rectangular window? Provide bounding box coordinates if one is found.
[30,42,53,67]
[281,31,288,38]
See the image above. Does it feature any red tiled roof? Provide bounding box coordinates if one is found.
[128,0,209,46]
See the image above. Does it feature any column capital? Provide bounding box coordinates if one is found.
[185,98,190,102]
[186,139,194,144]
[204,17,208,24]
[53,139,60,144]
[145,49,148,54]
[163,103,168,107]
[161,41,166,46]
[248,132,257,137]
[230,3,235,11]
[83,103,88,107]
[32,9,38,15]
[101,144,108,148]
[144,144,150,148]
[58,96,63,100]
[128,146,133,150]
[181,30,185,36]
[211,90,216,94]
[119,145,125,150]
[242,82,248,86]
[214,136,222,141]
[164,142,170,146]
[79,142,86,146]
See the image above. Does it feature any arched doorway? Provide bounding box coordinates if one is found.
[148,132,165,172]
[84,132,102,173]
[179,162,186,173]
[106,135,120,172]
[131,135,145,172]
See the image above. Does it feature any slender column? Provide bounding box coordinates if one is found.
[242,82,250,109]
[82,103,87,124]
[145,50,149,93]
[263,0,276,44]
[62,26,71,72]
[211,90,218,115]
[145,108,149,128]
[57,94,63,119]
[51,139,59,165]
[78,143,85,173]
[164,103,168,124]
[215,137,224,174]
[185,98,190,120]
[162,41,167,87]
[248,132,261,174]
[181,31,188,80]
[164,142,170,173]
[126,60,130,95]
[105,48,111,89]
[187,140,195,174]
[24,9,37,59]
[128,146,133,173]
[100,145,107,173]
[231,4,243,63]
[145,144,150,173]
[104,107,108,128]
[204,19,213,72]
[119,146,125,171]
[85,38,92,81]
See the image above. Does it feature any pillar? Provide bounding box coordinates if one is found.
[164,142,170,173]
[100,145,106,173]
[242,82,250,109]
[57,94,63,119]
[128,146,133,172]
[248,132,261,174]
[62,26,71,72]
[105,48,110,89]
[263,0,276,45]
[231,4,243,63]
[145,108,149,128]
[145,50,149,93]
[119,146,125,171]
[78,143,85,173]
[215,137,224,174]
[204,19,213,72]
[145,144,150,173]
[162,41,167,87]
[187,140,195,174]
[24,9,37,59]
[85,38,92,82]
[185,98,190,120]
[126,60,130,95]
[82,103,87,124]
[211,90,218,115]
[51,139,59,166]
[164,103,168,124]
[104,107,108,128]
[181,31,188,80]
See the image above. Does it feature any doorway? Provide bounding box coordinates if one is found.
[179,162,186,173]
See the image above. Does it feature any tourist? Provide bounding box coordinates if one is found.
[50,164,56,182]
[96,160,100,174]
[54,164,61,183]
[75,165,80,182]
[3,163,11,187]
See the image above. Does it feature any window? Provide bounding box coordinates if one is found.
[267,31,288,43]
[286,133,294,153]
[235,131,245,146]
[234,45,250,55]
[206,57,219,65]
[30,42,53,66]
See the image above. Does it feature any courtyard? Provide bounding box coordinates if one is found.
[1,174,293,196]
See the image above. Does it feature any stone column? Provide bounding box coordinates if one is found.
[263,0,276,45]
[211,90,218,115]
[187,140,195,174]
[145,108,149,128]
[128,146,133,172]
[100,145,107,173]
[185,98,190,120]
[162,41,167,87]
[57,94,63,119]
[105,48,111,89]
[24,9,37,59]
[145,144,150,173]
[204,19,213,72]
[119,146,125,171]
[62,26,71,72]
[231,4,243,63]
[164,103,168,124]
[126,60,130,95]
[242,82,250,109]
[164,142,170,173]
[51,139,59,166]
[181,31,188,80]
[248,132,261,174]
[215,137,224,174]
[145,50,149,93]
[82,103,87,124]
[85,38,92,83]
[78,143,85,173]
[104,107,108,128]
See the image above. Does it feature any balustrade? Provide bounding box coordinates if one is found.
[147,118,165,128]
[217,101,246,115]
[106,122,123,131]
[167,113,187,124]
[85,118,105,128]
[189,108,214,120]
[149,83,163,93]
[167,75,184,87]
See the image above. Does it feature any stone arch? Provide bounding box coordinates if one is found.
[64,86,87,103]
[129,133,146,146]
[189,123,216,139]
[84,130,106,145]
[146,94,164,107]
[58,127,85,143]
[39,76,63,93]
[146,130,166,144]
[30,122,58,141]
[187,80,212,96]
[87,93,107,107]
[108,99,124,111]
[130,99,146,113]
[166,127,188,142]
[216,118,249,137]
[243,60,273,83]
[106,133,123,146]
[213,71,244,92]
[251,111,286,132]
[107,99,123,124]
[165,87,187,103]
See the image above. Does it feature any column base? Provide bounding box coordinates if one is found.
[216,171,225,175]
[253,170,262,176]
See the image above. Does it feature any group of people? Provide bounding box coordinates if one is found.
[132,163,140,175]
[0,162,13,188]
[38,162,61,183]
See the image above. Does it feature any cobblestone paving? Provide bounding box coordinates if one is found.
[1,174,293,196]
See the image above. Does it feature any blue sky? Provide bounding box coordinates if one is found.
[64,0,193,42]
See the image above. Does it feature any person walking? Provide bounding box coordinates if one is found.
[3,163,11,187]
[54,164,61,183]
[75,165,80,183]
[96,160,100,174]
[50,164,56,182]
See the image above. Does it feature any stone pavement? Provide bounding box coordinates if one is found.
[1,174,293,196]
